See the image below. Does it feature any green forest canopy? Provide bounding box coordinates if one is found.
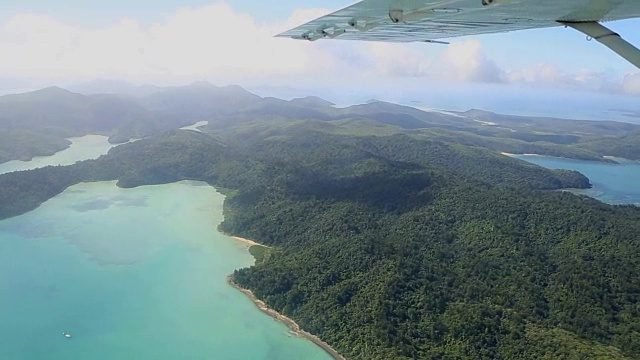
[0,127,638,359]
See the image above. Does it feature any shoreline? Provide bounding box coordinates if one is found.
[501,152,541,157]
[227,275,345,360]
[501,152,631,164]
[228,235,266,248]
[220,231,342,358]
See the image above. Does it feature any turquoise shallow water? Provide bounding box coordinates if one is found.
[0,135,117,175]
[0,181,332,360]
[513,155,640,205]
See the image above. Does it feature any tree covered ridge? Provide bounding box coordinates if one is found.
[0,129,637,359]
[2,83,640,164]
[0,130,70,163]
[228,177,640,359]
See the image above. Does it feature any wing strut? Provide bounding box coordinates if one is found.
[560,21,640,69]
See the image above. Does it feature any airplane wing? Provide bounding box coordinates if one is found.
[278,0,640,69]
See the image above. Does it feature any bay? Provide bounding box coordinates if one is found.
[0,135,117,175]
[512,155,640,205]
[0,180,332,360]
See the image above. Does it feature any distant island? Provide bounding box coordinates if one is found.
[1,84,640,359]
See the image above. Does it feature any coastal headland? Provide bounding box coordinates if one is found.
[226,235,345,360]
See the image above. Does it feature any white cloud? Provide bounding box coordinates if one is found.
[506,63,560,84]
[351,40,502,84]
[356,42,432,77]
[437,40,502,83]
[0,2,637,97]
[0,5,513,86]
[622,72,640,95]
[0,3,338,83]
[504,63,639,95]
[280,7,331,33]
[345,40,503,82]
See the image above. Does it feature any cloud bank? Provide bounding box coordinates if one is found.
[0,4,328,81]
[0,1,637,96]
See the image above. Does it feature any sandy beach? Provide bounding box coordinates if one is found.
[229,235,265,248]
[501,152,542,157]
[227,276,346,360]
[224,233,341,358]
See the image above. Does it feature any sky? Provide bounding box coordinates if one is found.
[1,0,639,117]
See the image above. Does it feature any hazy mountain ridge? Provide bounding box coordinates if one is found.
[0,130,70,163]
[289,96,335,108]
[64,79,163,97]
[460,108,639,136]
[1,83,640,163]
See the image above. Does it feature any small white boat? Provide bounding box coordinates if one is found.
[63,332,72,338]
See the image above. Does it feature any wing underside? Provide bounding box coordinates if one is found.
[278,0,640,43]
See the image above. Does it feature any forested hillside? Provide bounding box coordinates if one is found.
[0,83,264,159]
[2,84,640,163]
[0,127,638,359]
[229,179,640,359]
[0,130,70,163]
[579,129,640,160]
